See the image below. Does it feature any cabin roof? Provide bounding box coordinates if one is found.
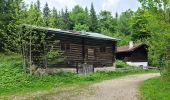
[117,43,147,53]
[24,25,119,41]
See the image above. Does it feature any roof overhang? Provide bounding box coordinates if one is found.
[21,24,119,42]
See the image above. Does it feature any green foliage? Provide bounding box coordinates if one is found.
[140,77,170,100]
[47,50,65,64]
[0,53,158,96]
[0,0,169,82]
[131,9,151,41]
[161,66,170,81]
[90,3,98,32]
[73,23,89,31]
[117,9,134,35]
[70,5,89,30]
[99,10,117,33]
[25,2,44,26]
[0,0,24,51]
[116,60,129,68]
[133,0,170,81]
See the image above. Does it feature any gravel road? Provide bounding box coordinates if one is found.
[40,73,160,100]
[11,73,160,100]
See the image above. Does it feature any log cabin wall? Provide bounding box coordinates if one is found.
[46,32,84,68]
[46,31,116,68]
[84,39,116,67]
[27,29,117,69]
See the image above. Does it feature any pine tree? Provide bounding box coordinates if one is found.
[37,0,40,11]
[85,7,90,27]
[43,2,50,26]
[90,3,98,32]
[60,8,65,29]
[0,0,24,51]
[26,2,44,26]
[52,8,58,28]
[63,7,72,30]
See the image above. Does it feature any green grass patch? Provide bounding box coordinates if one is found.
[0,53,159,97]
[140,77,170,100]
[116,60,129,68]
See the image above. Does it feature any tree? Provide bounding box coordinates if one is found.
[117,9,134,35]
[37,0,40,10]
[73,23,89,31]
[90,3,98,32]
[131,9,151,41]
[62,7,72,30]
[70,5,89,31]
[25,2,44,26]
[51,8,59,28]
[137,0,170,80]
[84,7,90,27]
[0,0,24,51]
[43,2,50,26]
[98,10,117,34]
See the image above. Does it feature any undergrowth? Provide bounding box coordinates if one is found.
[140,77,170,100]
[0,53,159,96]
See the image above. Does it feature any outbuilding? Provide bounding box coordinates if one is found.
[116,42,148,68]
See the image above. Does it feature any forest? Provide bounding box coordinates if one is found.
[0,0,170,77]
[0,0,170,99]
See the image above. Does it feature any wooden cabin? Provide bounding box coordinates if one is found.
[23,26,118,73]
[116,42,148,68]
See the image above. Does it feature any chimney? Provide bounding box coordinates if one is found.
[129,41,133,49]
[81,30,87,35]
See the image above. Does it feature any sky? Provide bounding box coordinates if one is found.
[24,0,141,15]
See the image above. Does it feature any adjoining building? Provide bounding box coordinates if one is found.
[116,41,148,68]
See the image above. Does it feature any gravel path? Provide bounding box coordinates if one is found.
[84,73,160,100]
[51,73,160,100]
[10,73,160,100]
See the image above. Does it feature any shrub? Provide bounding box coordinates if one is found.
[161,66,170,81]
[116,60,129,68]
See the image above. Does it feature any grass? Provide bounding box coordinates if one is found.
[0,53,159,97]
[140,77,170,100]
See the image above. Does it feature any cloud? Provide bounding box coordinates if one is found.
[25,0,78,11]
[25,0,140,14]
[49,0,77,10]
[102,0,121,11]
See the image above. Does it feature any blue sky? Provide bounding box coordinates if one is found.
[24,0,141,15]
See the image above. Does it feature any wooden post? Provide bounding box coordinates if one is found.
[29,31,32,74]
[82,37,85,63]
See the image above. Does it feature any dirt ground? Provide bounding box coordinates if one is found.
[11,73,160,100]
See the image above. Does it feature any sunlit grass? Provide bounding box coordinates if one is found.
[140,77,170,100]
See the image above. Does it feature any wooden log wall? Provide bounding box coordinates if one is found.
[25,30,116,68]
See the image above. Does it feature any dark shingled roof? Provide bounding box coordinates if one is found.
[117,43,147,53]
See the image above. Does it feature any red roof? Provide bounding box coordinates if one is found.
[117,43,147,53]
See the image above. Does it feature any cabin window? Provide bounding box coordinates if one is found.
[66,43,70,50]
[100,46,106,53]
[61,43,70,51]
[61,43,65,51]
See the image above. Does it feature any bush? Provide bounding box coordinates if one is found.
[116,60,129,68]
[161,66,170,81]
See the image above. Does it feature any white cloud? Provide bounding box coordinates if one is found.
[25,0,78,11]
[25,0,140,14]
[102,0,121,11]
